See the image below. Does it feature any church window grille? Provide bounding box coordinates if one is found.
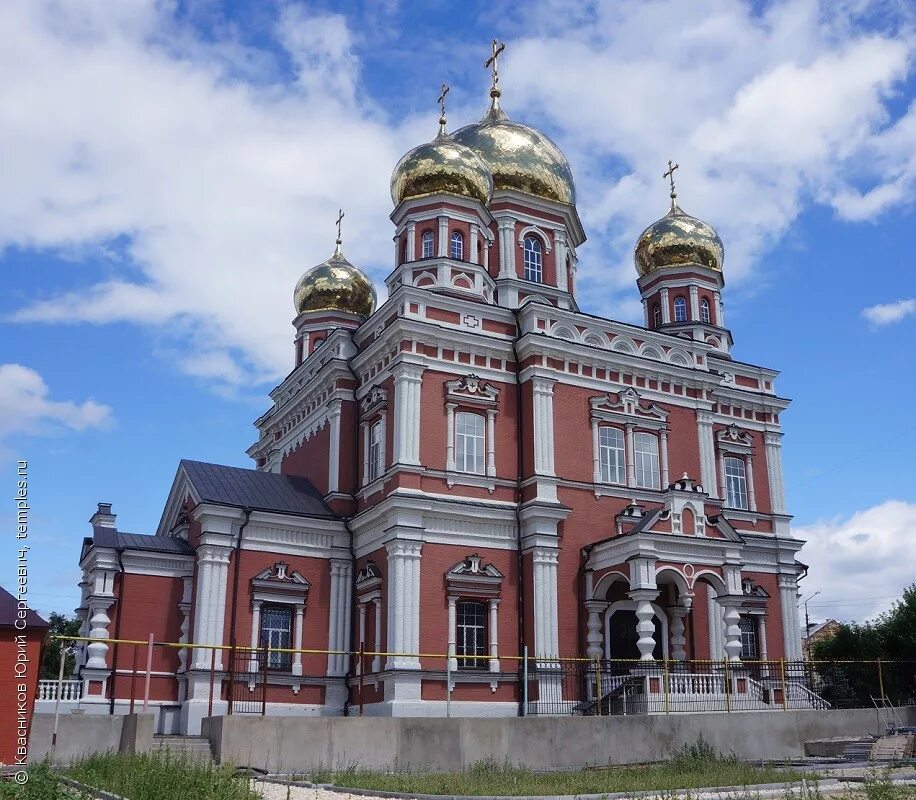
[634,431,661,489]
[421,231,435,259]
[700,297,711,324]
[368,420,384,481]
[674,296,687,322]
[738,615,759,660]
[725,456,748,509]
[598,426,625,484]
[456,599,487,669]
[523,236,543,283]
[455,412,485,474]
[652,304,662,327]
[260,606,293,670]
[450,231,464,260]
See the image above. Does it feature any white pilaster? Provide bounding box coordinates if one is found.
[470,225,479,265]
[392,362,425,467]
[372,599,382,672]
[328,400,342,493]
[591,419,601,483]
[532,547,559,661]
[764,431,786,514]
[445,403,456,471]
[249,600,262,672]
[327,559,352,677]
[437,215,448,257]
[554,229,568,292]
[486,409,497,477]
[689,285,700,320]
[746,454,757,512]
[778,574,802,661]
[488,599,500,673]
[191,543,232,671]
[625,423,636,487]
[697,412,719,498]
[531,377,556,477]
[660,288,671,323]
[406,222,416,262]
[447,596,457,672]
[292,603,305,677]
[714,291,724,327]
[497,218,515,278]
[660,429,670,488]
[385,540,423,669]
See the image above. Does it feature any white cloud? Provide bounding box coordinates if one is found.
[0,364,113,447]
[794,500,916,622]
[862,298,916,326]
[1,0,914,384]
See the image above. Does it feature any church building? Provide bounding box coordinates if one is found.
[73,44,805,733]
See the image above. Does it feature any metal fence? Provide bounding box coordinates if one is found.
[45,636,915,719]
[526,658,916,716]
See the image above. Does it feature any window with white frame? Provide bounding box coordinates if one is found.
[523,235,543,283]
[456,599,487,669]
[368,419,384,481]
[674,296,687,322]
[450,231,464,260]
[598,426,625,484]
[260,606,293,669]
[700,297,711,324]
[634,431,661,489]
[421,230,435,259]
[455,412,485,474]
[738,615,759,659]
[724,456,748,509]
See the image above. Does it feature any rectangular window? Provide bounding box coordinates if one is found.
[725,456,748,509]
[368,419,384,481]
[260,606,292,670]
[598,426,625,484]
[738,615,759,660]
[634,431,660,489]
[455,412,485,474]
[456,599,487,669]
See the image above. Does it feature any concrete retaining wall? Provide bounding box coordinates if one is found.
[28,713,154,764]
[206,708,912,773]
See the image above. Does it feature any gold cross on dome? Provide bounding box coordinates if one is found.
[335,208,345,242]
[438,83,450,119]
[484,38,506,92]
[663,160,679,206]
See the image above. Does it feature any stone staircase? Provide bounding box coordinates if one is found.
[153,735,215,765]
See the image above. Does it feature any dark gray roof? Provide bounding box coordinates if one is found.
[0,586,48,629]
[92,528,195,555]
[181,459,336,518]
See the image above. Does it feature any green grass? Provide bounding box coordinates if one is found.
[306,740,817,796]
[0,763,70,800]
[65,751,259,800]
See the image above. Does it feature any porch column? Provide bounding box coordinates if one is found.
[718,598,743,663]
[669,605,690,661]
[584,600,606,659]
[628,589,660,661]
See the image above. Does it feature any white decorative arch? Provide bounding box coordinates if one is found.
[551,324,577,342]
[603,599,669,660]
[583,330,609,348]
[654,566,690,599]
[706,336,721,348]
[592,570,629,601]
[693,569,728,596]
[640,344,663,360]
[611,336,636,354]
[413,271,437,287]
[668,349,691,366]
[452,274,473,289]
[517,224,553,252]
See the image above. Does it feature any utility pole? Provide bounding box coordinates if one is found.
[802,591,821,660]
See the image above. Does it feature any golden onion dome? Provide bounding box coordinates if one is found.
[293,241,377,316]
[391,121,494,206]
[452,97,576,205]
[634,202,724,277]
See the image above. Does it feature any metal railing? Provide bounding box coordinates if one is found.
[47,636,915,718]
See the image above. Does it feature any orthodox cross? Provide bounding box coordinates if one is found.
[335,209,345,242]
[438,83,450,119]
[663,160,679,206]
[484,38,506,92]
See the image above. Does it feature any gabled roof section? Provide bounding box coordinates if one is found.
[0,586,48,629]
[158,460,337,535]
[90,528,195,555]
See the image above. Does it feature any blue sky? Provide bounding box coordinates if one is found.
[1,0,915,626]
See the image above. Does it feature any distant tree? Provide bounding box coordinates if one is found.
[40,612,82,680]
[811,584,916,707]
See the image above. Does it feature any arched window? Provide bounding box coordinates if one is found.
[700,297,711,324]
[724,456,748,509]
[673,296,687,322]
[523,236,543,283]
[450,231,463,261]
[652,304,662,328]
[368,420,384,481]
[598,427,625,484]
[421,230,435,259]
[634,432,660,489]
[455,412,485,474]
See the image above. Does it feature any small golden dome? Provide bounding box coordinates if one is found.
[452,100,576,205]
[294,242,376,316]
[634,203,724,277]
[391,128,494,206]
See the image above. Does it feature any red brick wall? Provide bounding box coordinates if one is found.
[0,628,44,766]
[282,425,331,493]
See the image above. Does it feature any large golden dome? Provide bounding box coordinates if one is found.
[452,99,576,205]
[294,242,376,316]
[634,203,724,277]
[391,126,493,206]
